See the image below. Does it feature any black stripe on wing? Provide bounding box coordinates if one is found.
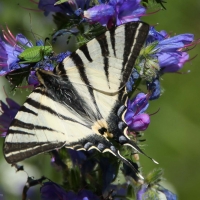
[122,22,149,82]
[10,119,55,131]
[69,52,102,119]
[20,106,37,116]
[54,62,66,75]
[96,33,110,87]
[26,98,60,116]
[4,141,66,164]
[36,70,100,123]
[79,44,93,62]
[8,129,35,135]
[18,89,91,128]
[122,23,138,71]
[118,22,149,102]
[109,28,116,56]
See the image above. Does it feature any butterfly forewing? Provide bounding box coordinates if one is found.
[61,22,149,120]
[62,22,149,93]
[4,22,150,173]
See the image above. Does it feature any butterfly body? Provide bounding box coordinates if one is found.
[4,22,156,178]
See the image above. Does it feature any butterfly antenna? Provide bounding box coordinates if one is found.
[44,37,52,49]
[29,13,38,42]
[120,134,158,164]
[45,37,50,44]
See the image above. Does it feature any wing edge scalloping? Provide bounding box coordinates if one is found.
[64,134,144,179]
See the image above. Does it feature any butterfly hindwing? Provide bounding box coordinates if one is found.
[4,85,101,163]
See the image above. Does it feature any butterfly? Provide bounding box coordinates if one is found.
[4,21,157,179]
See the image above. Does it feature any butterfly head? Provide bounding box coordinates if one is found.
[35,68,56,88]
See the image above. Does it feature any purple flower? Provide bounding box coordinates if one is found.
[125,93,150,131]
[98,157,117,192]
[147,78,161,100]
[137,184,148,200]
[38,0,91,16]
[147,26,194,73]
[109,0,146,25]
[158,188,177,200]
[68,149,87,166]
[40,182,100,200]
[84,0,146,26]
[67,149,97,177]
[54,51,71,63]
[28,71,39,87]
[137,184,177,200]
[50,150,67,171]
[36,39,45,46]
[0,98,20,137]
[156,34,193,52]
[146,26,168,44]
[38,0,73,15]
[158,51,189,73]
[84,4,115,26]
[126,69,140,92]
[0,26,33,75]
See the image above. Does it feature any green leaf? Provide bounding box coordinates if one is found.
[5,66,32,90]
[141,0,166,10]
[143,188,160,200]
[126,184,136,200]
[54,0,69,5]
[146,168,164,185]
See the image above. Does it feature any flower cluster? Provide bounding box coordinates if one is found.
[0,27,33,76]
[0,25,70,88]
[0,0,196,199]
[0,98,20,137]
[126,25,195,100]
[40,182,100,200]
[125,93,150,131]
[84,0,146,27]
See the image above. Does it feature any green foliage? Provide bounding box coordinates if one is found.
[142,0,166,9]
[5,67,32,90]
[153,0,166,9]
[142,188,160,200]
[126,184,136,200]
[54,0,69,5]
[76,22,106,47]
[52,12,106,49]
[145,168,163,185]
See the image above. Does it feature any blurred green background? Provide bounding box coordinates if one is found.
[0,0,200,199]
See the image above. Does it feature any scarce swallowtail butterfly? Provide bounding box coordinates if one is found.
[3,21,157,179]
